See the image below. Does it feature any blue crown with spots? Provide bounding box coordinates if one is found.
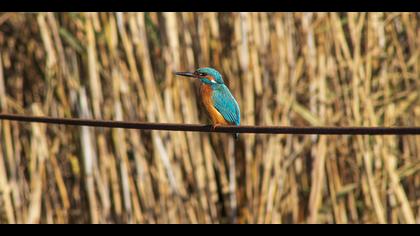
[196,67,224,84]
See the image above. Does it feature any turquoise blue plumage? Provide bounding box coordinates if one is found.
[211,84,240,126]
[175,67,241,139]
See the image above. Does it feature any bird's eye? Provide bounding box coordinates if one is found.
[199,73,207,77]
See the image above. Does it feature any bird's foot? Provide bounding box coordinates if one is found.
[211,124,221,131]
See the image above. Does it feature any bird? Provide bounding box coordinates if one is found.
[175,67,241,139]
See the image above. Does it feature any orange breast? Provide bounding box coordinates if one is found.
[200,84,229,125]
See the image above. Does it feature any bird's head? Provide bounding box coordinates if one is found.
[175,67,224,85]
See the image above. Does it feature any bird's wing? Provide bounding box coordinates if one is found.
[211,85,240,125]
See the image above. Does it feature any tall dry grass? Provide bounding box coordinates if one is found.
[0,12,419,224]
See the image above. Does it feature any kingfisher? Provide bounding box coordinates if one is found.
[175,67,241,139]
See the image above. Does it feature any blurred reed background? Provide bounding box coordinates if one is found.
[0,12,419,224]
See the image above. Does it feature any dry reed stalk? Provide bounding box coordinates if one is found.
[0,12,419,224]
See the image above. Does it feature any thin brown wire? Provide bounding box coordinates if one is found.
[0,113,420,135]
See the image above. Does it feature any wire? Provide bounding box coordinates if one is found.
[0,113,419,135]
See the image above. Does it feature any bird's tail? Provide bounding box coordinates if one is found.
[233,133,239,140]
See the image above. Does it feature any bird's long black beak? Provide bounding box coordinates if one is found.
[175,72,196,78]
